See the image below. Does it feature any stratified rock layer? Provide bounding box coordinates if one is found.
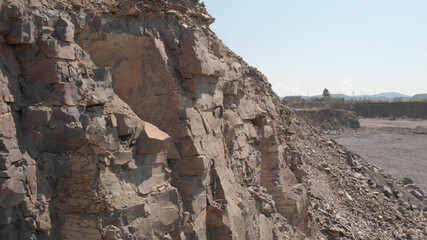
[0,1,426,240]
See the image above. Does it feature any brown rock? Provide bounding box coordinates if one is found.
[55,17,75,43]
[137,122,170,155]
[7,22,35,45]
[133,165,165,195]
[147,189,181,235]
[13,44,40,61]
[177,178,206,214]
[115,114,138,137]
[0,178,26,208]
[23,59,64,83]
[38,125,88,153]
[0,138,17,152]
[82,67,114,106]
[52,107,80,122]
[39,39,75,60]
[113,150,133,166]
[178,156,208,176]
[44,83,80,106]
[24,108,52,125]
[178,32,225,78]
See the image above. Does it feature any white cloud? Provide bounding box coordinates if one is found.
[271,79,304,97]
[338,78,354,96]
[336,77,374,96]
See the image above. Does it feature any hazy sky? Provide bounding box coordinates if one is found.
[203,0,427,97]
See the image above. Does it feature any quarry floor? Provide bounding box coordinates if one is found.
[326,118,427,192]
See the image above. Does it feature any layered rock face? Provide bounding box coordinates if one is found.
[1,1,426,240]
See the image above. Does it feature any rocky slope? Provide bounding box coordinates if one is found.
[0,0,426,239]
[293,109,360,134]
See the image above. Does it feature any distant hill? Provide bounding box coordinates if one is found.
[357,92,411,101]
[412,94,427,99]
[291,92,413,101]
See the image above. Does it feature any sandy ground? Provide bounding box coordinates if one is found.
[326,118,427,191]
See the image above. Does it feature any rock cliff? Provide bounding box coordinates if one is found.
[0,0,426,239]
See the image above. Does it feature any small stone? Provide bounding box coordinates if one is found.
[410,190,423,201]
[406,228,416,236]
[125,160,138,170]
[262,204,272,215]
[382,186,393,198]
[345,191,353,201]
[403,177,413,185]
[402,201,411,210]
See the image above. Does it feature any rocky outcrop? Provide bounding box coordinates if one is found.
[0,0,426,240]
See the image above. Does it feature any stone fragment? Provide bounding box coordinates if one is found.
[23,59,65,83]
[382,185,393,198]
[55,17,75,43]
[52,107,80,122]
[262,204,272,215]
[124,7,141,17]
[24,108,52,125]
[133,165,165,195]
[274,183,308,231]
[0,138,17,152]
[113,150,132,166]
[93,67,111,82]
[410,189,423,201]
[38,125,88,153]
[39,39,75,60]
[147,189,181,235]
[44,83,80,106]
[7,22,35,44]
[13,44,40,61]
[3,4,24,18]
[0,178,26,208]
[403,177,413,185]
[108,114,118,128]
[179,32,224,78]
[223,81,238,96]
[178,156,208,176]
[115,114,138,137]
[259,215,273,240]
[84,68,114,106]
[0,113,17,139]
[125,160,138,170]
[177,178,206,214]
[167,142,180,160]
[137,123,170,155]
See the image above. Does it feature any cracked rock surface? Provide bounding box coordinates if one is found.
[0,0,426,239]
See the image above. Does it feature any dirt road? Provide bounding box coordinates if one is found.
[326,118,427,191]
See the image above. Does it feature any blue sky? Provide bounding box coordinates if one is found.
[203,0,427,97]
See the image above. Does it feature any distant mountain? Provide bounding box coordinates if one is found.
[356,92,411,101]
[412,94,427,99]
[289,92,414,101]
[370,92,410,99]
